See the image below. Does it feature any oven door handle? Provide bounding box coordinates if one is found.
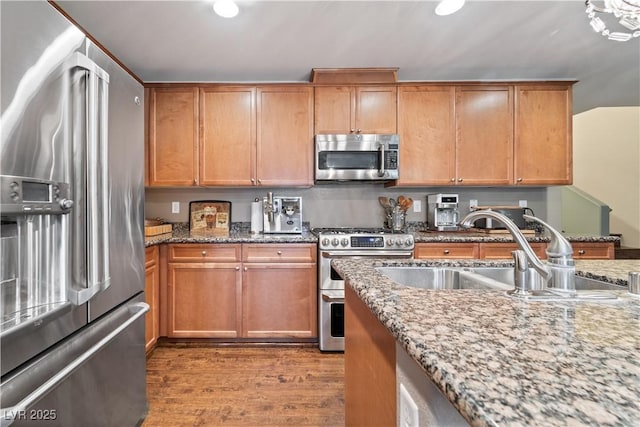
[321,251,413,258]
[322,293,345,303]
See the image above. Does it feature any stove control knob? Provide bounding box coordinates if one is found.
[341,238,349,247]
[386,238,394,247]
[321,238,330,247]
[404,238,413,247]
[331,238,340,247]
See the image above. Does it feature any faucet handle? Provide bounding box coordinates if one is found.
[523,214,573,260]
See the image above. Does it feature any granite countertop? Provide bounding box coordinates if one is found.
[332,258,640,427]
[145,222,618,247]
[145,222,318,247]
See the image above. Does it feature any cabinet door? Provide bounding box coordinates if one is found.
[242,263,317,338]
[414,243,479,259]
[396,86,455,186]
[167,263,242,338]
[144,246,159,352]
[148,87,199,186]
[200,87,256,186]
[314,86,353,134]
[256,86,314,186]
[355,86,397,133]
[515,84,572,185]
[455,86,513,185]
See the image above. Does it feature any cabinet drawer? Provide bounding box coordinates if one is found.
[414,243,478,259]
[168,244,241,262]
[571,243,614,259]
[243,243,316,263]
[479,242,547,259]
[145,246,159,268]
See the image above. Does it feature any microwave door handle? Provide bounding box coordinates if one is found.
[378,142,385,177]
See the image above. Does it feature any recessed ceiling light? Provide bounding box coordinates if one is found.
[435,0,466,16]
[213,0,239,18]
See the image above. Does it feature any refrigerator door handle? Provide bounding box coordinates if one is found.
[0,302,149,427]
[68,52,111,305]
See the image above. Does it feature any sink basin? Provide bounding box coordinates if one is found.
[377,266,625,293]
[376,267,512,291]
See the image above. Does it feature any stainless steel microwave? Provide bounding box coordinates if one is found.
[315,134,399,182]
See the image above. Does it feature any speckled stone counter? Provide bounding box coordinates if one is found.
[145,222,317,247]
[333,258,640,427]
[413,230,620,244]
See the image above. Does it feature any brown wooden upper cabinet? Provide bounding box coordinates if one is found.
[514,83,573,185]
[395,85,513,186]
[314,86,397,134]
[200,85,313,187]
[148,87,199,186]
[148,85,313,187]
[393,82,573,187]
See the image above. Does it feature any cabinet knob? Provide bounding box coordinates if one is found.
[277,250,282,255]
[194,179,198,185]
[458,178,463,182]
[201,250,206,256]
[578,250,586,255]
[235,266,240,271]
[356,129,361,133]
[443,249,450,255]
[257,179,262,184]
[450,178,455,182]
[244,267,248,272]
[517,177,523,182]
[251,178,255,183]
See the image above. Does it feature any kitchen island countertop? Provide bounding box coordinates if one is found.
[333,258,640,427]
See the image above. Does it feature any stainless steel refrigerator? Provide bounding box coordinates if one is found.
[0,1,148,425]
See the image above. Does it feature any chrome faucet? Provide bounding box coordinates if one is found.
[459,210,576,297]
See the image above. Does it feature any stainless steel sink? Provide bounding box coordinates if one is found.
[376,267,513,290]
[376,266,625,294]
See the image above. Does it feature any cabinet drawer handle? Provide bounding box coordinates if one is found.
[578,250,586,255]
[201,250,206,256]
[443,249,450,255]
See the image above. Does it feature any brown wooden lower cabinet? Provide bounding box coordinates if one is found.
[167,262,242,338]
[416,241,614,260]
[164,243,317,340]
[345,285,396,427]
[478,242,546,259]
[145,246,160,353]
[414,242,478,259]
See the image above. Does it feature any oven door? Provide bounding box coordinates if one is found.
[315,134,399,181]
[318,290,344,352]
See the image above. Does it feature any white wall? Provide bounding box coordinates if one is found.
[573,107,640,247]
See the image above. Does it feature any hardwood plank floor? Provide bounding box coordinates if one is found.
[142,345,345,426]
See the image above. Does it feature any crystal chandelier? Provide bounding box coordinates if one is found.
[585,0,640,41]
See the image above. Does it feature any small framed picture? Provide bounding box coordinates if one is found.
[189,200,232,236]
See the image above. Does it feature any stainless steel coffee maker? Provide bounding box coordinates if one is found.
[263,193,303,234]
[427,194,460,231]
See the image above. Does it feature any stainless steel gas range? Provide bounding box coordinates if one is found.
[314,228,414,351]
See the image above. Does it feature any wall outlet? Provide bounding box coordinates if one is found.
[171,201,180,214]
[519,200,528,208]
[412,200,422,213]
[399,383,419,427]
[470,199,478,209]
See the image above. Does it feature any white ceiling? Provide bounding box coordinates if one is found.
[56,0,640,113]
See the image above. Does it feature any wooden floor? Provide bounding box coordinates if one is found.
[142,345,345,426]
